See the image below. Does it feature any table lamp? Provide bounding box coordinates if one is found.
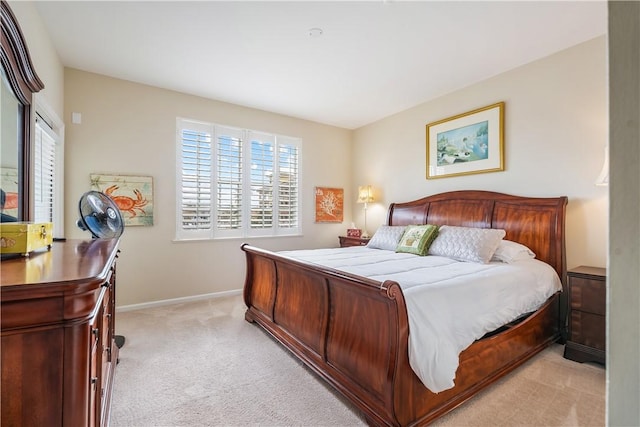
[357,185,374,238]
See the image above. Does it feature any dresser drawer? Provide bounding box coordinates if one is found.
[570,311,605,351]
[569,276,605,315]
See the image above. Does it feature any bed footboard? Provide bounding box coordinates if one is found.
[242,244,408,425]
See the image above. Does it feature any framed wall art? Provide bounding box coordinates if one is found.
[426,102,504,179]
[314,187,344,223]
[91,174,154,226]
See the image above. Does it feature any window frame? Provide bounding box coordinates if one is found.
[176,118,302,241]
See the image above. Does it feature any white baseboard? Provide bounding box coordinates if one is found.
[116,289,243,312]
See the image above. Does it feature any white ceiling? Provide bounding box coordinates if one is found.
[35,1,607,129]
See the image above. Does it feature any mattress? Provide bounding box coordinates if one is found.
[279,246,562,393]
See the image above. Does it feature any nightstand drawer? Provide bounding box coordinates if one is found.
[569,277,605,315]
[570,311,605,350]
[339,236,370,247]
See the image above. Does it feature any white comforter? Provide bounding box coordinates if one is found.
[278,246,562,393]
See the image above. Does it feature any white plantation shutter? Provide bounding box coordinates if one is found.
[277,138,300,231]
[176,118,301,240]
[247,131,274,234]
[33,115,56,224]
[214,126,244,237]
[177,119,212,239]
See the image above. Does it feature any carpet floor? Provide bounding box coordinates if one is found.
[110,295,605,427]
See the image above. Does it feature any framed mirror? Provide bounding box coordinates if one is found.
[1,0,44,222]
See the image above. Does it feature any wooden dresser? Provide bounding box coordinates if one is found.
[1,238,120,426]
[563,265,606,365]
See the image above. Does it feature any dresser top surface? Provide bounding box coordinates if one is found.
[0,238,119,288]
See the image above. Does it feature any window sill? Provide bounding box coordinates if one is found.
[173,233,303,243]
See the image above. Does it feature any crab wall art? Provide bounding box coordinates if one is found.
[90,174,154,226]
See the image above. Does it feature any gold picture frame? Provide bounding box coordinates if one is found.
[426,102,504,179]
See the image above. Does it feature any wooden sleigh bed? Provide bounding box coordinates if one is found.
[242,190,568,426]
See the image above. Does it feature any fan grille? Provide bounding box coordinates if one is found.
[78,191,124,239]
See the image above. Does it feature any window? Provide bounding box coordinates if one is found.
[33,115,56,223]
[33,97,64,239]
[176,118,301,240]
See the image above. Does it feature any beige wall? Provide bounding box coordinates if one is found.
[352,36,608,271]
[64,69,352,306]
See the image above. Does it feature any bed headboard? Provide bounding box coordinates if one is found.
[387,190,568,279]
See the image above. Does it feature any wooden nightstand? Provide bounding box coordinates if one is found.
[564,266,606,365]
[339,236,370,247]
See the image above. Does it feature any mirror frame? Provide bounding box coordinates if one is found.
[1,0,44,221]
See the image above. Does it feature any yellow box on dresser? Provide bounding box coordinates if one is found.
[0,222,53,256]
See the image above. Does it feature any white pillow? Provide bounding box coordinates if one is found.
[491,240,536,263]
[366,225,407,251]
[428,225,506,264]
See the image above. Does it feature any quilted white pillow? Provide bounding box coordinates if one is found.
[366,225,407,251]
[490,240,536,263]
[428,225,506,263]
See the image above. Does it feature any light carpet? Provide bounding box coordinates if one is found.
[110,295,605,426]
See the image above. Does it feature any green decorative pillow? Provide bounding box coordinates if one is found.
[396,224,439,256]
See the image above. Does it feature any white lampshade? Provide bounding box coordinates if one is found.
[595,146,609,186]
[357,185,374,203]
